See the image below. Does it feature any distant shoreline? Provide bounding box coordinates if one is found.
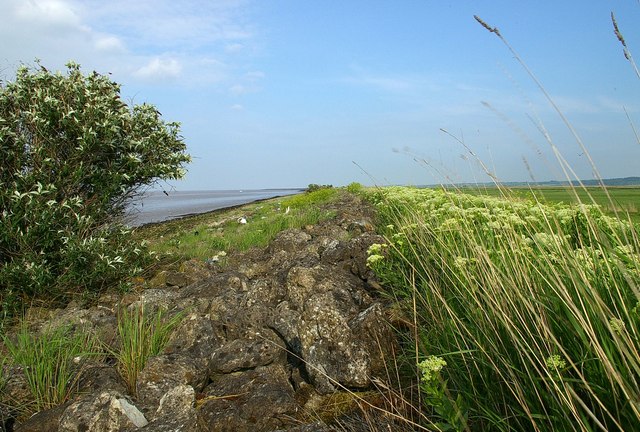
[126,188,305,227]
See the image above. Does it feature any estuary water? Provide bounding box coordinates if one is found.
[126,188,303,226]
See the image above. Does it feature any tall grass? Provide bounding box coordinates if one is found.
[115,304,183,396]
[1,325,98,413]
[365,186,640,430]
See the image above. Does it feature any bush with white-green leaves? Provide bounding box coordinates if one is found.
[0,62,190,319]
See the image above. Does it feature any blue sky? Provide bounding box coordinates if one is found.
[2,0,639,189]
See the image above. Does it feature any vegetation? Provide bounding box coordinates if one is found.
[1,325,98,414]
[138,188,339,263]
[460,186,640,224]
[307,183,334,192]
[364,186,640,431]
[0,62,190,319]
[115,304,183,396]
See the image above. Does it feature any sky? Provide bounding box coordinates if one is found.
[1,0,640,190]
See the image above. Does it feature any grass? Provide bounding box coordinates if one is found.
[1,324,98,414]
[364,186,640,431]
[458,186,640,224]
[135,188,339,265]
[115,303,184,396]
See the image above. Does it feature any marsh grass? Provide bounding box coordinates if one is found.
[1,324,98,414]
[115,304,184,396]
[365,186,640,430]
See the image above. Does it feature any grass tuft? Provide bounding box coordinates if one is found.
[115,303,183,396]
[1,324,98,413]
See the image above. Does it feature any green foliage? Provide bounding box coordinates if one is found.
[345,182,364,194]
[417,356,468,431]
[307,183,333,193]
[115,304,183,396]
[366,186,640,430]
[2,324,98,413]
[0,62,190,317]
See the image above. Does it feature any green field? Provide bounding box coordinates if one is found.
[456,186,640,224]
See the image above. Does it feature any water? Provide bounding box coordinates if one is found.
[126,189,304,226]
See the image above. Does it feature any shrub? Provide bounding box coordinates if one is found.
[307,183,333,193]
[0,62,190,318]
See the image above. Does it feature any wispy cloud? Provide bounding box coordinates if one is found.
[134,57,182,80]
[0,0,257,87]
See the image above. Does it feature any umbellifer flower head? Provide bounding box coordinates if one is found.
[418,356,447,383]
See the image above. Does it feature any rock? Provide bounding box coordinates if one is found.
[76,362,128,395]
[274,422,336,432]
[149,270,168,287]
[209,328,286,374]
[2,366,31,414]
[269,229,312,254]
[197,364,298,431]
[5,192,398,431]
[58,391,147,431]
[165,272,192,287]
[164,313,221,365]
[136,353,209,413]
[14,403,69,432]
[145,384,199,431]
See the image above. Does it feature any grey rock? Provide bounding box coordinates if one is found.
[146,384,199,431]
[269,229,312,254]
[136,353,209,414]
[14,403,68,432]
[210,328,286,374]
[197,364,298,431]
[58,391,147,431]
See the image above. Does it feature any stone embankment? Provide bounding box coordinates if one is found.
[4,193,406,431]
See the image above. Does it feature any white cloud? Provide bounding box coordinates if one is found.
[14,0,83,29]
[0,0,257,88]
[231,104,244,110]
[134,57,182,80]
[94,35,126,53]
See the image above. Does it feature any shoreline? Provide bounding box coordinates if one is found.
[127,188,305,227]
[130,191,304,229]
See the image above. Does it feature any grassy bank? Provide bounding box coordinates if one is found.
[364,186,640,431]
[134,187,339,266]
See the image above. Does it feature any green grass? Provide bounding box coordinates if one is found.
[115,304,184,396]
[365,186,640,431]
[136,188,339,264]
[1,325,98,414]
[456,186,640,224]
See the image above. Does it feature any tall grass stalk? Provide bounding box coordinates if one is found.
[2,325,97,413]
[366,186,640,430]
[116,304,183,396]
